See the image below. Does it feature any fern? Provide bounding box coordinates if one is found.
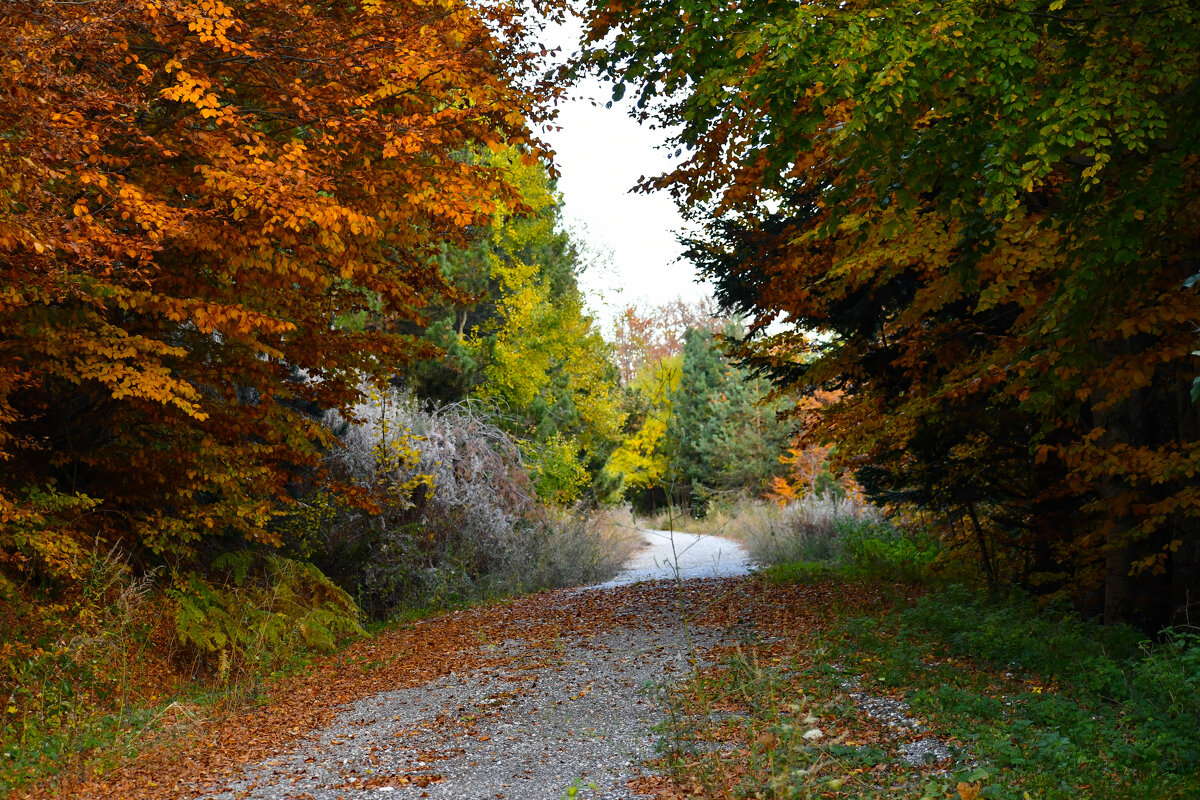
[170,576,234,653]
[211,550,255,586]
[168,553,363,681]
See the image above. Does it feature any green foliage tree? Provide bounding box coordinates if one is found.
[670,327,790,511]
[583,0,1200,627]
[405,149,625,505]
[601,297,728,509]
[603,327,788,512]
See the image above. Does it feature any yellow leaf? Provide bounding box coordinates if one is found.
[958,782,981,800]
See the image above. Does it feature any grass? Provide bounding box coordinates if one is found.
[655,603,1200,799]
[645,509,1200,800]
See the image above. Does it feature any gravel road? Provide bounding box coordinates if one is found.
[592,528,754,588]
[192,532,753,800]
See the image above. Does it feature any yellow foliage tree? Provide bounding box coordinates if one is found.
[603,356,681,499]
[469,151,625,505]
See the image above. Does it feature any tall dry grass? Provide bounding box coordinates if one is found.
[637,495,882,567]
[741,496,880,565]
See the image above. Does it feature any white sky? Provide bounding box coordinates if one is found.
[536,21,713,325]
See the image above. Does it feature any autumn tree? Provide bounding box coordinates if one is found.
[584,0,1200,627]
[767,390,866,506]
[0,0,554,586]
[609,296,722,383]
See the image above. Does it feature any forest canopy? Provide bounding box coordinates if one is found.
[583,0,1200,629]
[0,0,555,583]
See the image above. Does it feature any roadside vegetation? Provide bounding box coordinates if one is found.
[642,501,1200,800]
[627,409,1198,800]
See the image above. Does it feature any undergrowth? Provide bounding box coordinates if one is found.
[0,389,638,793]
[651,570,1200,800]
[0,546,367,791]
[2,550,181,789]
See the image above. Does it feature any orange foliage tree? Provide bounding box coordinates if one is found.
[609,296,722,383]
[766,390,864,506]
[0,0,555,583]
[585,0,1200,628]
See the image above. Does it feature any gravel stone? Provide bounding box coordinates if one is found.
[844,685,966,771]
[849,692,923,732]
[898,738,954,766]
[187,530,753,800]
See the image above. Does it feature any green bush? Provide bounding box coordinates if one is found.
[901,587,1200,774]
[839,517,940,582]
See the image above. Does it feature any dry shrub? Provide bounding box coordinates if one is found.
[636,504,694,533]
[312,389,636,617]
[587,502,641,544]
[520,505,642,592]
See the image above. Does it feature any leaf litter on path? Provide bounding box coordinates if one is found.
[9,576,765,799]
[13,569,932,800]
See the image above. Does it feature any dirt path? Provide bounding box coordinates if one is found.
[28,532,768,800]
[200,599,707,799]
[190,531,753,799]
[591,528,753,588]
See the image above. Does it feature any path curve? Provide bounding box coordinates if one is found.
[595,528,754,587]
